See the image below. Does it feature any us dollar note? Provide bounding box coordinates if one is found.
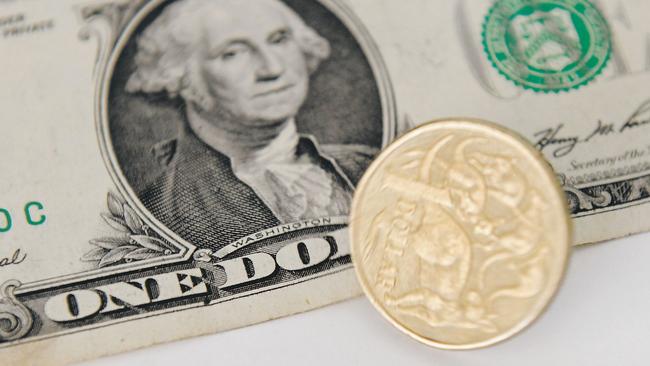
[1,0,649,364]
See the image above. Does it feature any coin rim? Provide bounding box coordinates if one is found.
[350,118,573,350]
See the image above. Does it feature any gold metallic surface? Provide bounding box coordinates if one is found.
[350,119,572,349]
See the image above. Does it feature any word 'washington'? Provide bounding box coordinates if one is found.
[230,217,334,249]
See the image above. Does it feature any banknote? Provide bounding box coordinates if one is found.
[1,0,650,364]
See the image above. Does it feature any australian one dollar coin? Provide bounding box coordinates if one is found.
[350,119,572,349]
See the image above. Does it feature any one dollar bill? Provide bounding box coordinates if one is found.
[1,0,650,364]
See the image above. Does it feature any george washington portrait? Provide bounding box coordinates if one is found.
[107,0,393,251]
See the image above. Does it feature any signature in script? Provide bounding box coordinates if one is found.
[534,99,650,158]
[0,248,27,268]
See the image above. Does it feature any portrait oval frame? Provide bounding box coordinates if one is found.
[96,0,398,256]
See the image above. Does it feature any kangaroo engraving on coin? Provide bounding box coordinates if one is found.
[350,119,572,349]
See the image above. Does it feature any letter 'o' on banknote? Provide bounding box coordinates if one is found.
[0,0,399,364]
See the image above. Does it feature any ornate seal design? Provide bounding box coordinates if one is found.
[482,0,611,93]
[350,119,572,349]
[0,280,33,342]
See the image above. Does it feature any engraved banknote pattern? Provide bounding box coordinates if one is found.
[351,121,571,348]
[0,281,33,342]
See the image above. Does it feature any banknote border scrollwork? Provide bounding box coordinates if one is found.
[0,281,33,343]
[561,173,650,217]
[77,0,147,78]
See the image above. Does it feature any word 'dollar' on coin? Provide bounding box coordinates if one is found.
[350,119,572,349]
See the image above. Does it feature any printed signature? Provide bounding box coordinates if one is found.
[0,248,27,269]
[534,99,650,158]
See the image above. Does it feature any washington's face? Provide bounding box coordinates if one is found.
[199,1,310,126]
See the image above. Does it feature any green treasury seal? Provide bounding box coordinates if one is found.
[482,0,611,93]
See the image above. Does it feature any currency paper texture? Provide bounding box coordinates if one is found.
[1,0,649,364]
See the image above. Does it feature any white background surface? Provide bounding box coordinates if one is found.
[81,233,650,366]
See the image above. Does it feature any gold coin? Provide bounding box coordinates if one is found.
[350,118,572,349]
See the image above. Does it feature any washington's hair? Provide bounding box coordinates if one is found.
[125,0,331,110]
